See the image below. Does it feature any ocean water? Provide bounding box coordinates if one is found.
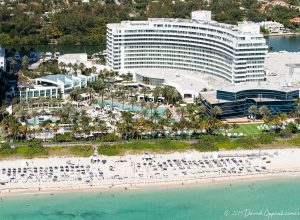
[1,179,300,220]
[266,36,300,52]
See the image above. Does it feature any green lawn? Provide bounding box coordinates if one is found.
[223,123,264,136]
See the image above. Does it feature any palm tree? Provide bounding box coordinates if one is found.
[167,87,181,105]
[142,77,150,85]
[152,109,160,123]
[197,105,207,115]
[91,66,97,75]
[119,93,127,110]
[78,63,86,74]
[231,123,239,130]
[129,97,137,110]
[86,87,95,104]
[67,63,73,74]
[211,106,222,118]
[153,86,161,102]
[259,105,269,117]
[21,55,29,71]
[92,80,107,104]
[140,86,149,99]
[248,105,258,121]
[139,100,146,109]
[139,109,148,119]
[18,124,28,140]
[128,87,136,97]
[176,106,187,120]
[52,124,59,141]
[272,113,287,130]
[147,102,156,117]
[39,97,47,111]
[73,63,78,74]
[164,108,173,121]
[40,52,45,62]
[294,98,300,117]
[69,88,82,101]
[109,92,116,110]
[59,62,66,73]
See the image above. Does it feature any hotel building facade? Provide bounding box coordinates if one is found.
[107,11,268,84]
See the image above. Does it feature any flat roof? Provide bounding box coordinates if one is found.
[201,91,230,104]
[58,53,87,61]
[133,68,230,95]
[217,52,300,93]
[37,74,75,83]
[264,51,300,86]
[219,82,299,93]
[108,18,261,36]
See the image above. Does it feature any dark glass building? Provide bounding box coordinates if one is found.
[201,88,299,118]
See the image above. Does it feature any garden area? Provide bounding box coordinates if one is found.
[1,131,300,159]
[0,141,94,159]
[97,132,300,156]
[98,139,191,156]
[225,123,264,136]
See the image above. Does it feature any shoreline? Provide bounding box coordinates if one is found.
[1,170,300,198]
[264,32,300,37]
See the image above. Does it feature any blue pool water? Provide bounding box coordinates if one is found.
[27,116,58,126]
[101,101,165,114]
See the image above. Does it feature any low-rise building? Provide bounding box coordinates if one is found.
[269,0,290,8]
[58,53,88,66]
[200,52,300,118]
[260,21,286,33]
[290,17,300,23]
[18,73,98,100]
[58,53,107,72]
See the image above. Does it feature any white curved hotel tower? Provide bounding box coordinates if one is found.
[107,11,268,84]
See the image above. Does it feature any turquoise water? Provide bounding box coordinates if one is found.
[101,101,165,114]
[1,179,300,220]
[27,116,58,126]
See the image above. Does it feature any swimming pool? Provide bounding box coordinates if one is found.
[100,101,165,114]
[27,116,58,126]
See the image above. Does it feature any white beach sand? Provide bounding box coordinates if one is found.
[1,148,300,196]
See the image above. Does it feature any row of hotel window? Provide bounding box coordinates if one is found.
[113,35,265,52]
[123,58,263,72]
[20,89,59,98]
[123,45,265,62]
[123,27,263,41]
[121,42,266,57]
[124,51,264,65]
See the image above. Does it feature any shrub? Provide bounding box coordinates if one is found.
[55,133,74,142]
[102,133,120,142]
[69,145,93,157]
[0,143,17,157]
[98,144,120,156]
[286,122,298,134]
[257,133,275,144]
[192,135,219,152]
[290,134,300,146]
[16,145,48,158]
[232,136,258,149]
